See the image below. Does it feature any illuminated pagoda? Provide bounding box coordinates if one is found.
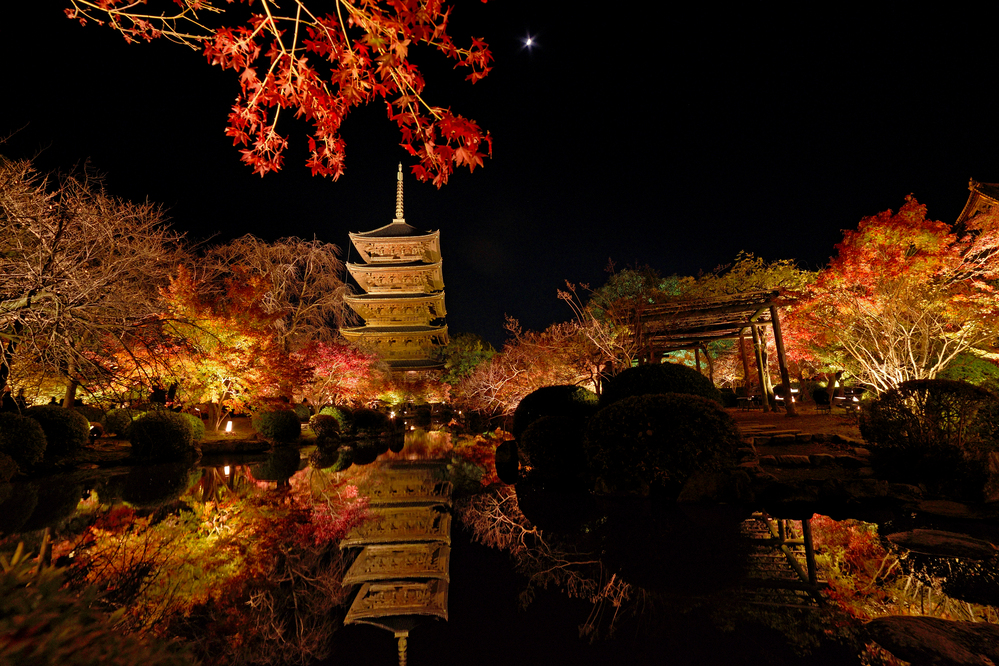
[340,164,449,370]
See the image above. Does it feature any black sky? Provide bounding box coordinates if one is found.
[4,4,999,347]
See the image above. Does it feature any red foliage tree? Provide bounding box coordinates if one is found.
[66,0,492,185]
[292,339,384,407]
[786,197,999,393]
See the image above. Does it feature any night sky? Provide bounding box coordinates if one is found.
[4,4,999,347]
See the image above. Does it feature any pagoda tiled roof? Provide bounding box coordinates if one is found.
[351,220,436,238]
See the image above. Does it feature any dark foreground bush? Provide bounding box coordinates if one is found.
[24,406,90,459]
[319,406,353,433]
[0,413,47,469]
[859,379,999,496]
[584,393,742,496]
[511,385,599,439]
[309,414,340,440]
[0,544,194,666]
[352,408,390,435]
[600,362,722,407]
[129,411,195,460]
[519,415,589,489]
[102,408,144,437]
[252,410,301,443]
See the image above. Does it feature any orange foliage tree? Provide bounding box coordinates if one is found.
[66,0,492,185]
[161,266,309,429]
[786,197,999,393]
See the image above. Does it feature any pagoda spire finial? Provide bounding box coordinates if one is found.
[395,162,404,221]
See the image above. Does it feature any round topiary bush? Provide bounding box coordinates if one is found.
[519,414,589,489]
[319,405,353,433]
[293,403,311,422]
[102,408,145,437]
[71,404,105,423]
[129,411,195,460]
[309,414,340,440]
[179,412,206,443]
[24,405,90,459]
[600,363,722,407]
[0,412,47,469]
[309,445,353,472]
[584,393,742,496]
[352,408,390,435]
[511,384,599,439]
[859,379,999,496]
[252,409,302,443]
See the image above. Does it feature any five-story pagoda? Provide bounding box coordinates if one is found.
[340,164,449,370]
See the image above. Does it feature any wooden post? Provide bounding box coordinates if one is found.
[769,304,798,416]
[739,328,751,393]
[701,344,715,385]
[694,346,701,374]
[801,516,818,586]
[750,324,771,412]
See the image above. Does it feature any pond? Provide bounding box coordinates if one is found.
[2,428,998,666]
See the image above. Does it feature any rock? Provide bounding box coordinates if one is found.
[809,453,836,467]
[887,483,923,500]
[677,469,753,503]
[858,467,876,477]
[795,433,812,442]
[834,454,868,469]
[811,433,832,443]
[885,529,999,560]
[758,455,777,466]
[853,447,871,457]
[917,500,974,519]
[866,615,999,666]
[769,433,797,444]
[774,454,812,466]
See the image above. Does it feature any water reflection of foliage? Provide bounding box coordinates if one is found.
[454,486,641,640]
[45,466,368,665]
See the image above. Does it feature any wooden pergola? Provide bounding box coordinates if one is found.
[636,290,796,415]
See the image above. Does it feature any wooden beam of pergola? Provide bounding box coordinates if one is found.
[636,290,797,416]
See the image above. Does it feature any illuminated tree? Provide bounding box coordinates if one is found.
[66,0,492,185]
[436,332,495,386]
[208,234,351,352]
[161,266,309,429]
[292,339,384,407]
[786,197,999,393]
[454,317,591,416]
[0,157,187,405]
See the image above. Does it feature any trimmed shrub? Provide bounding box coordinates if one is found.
[129,411,195,460]
[251,447,302,482]
[70,405,105,423]
[24,406,90,459]
[511,385,599,439]
[859,379,999,496]
[309,414,340,440]
[179,413,205,443]
[584,393,742,496]
[0,413,47,469]
[352,408,390,435]
[252,410,301,443]
[319,406,353,433]
[600,363,722,407]
[293,403,311,422]
[102,408,145,437]
[0,453,17,483]
[519,415,588,489]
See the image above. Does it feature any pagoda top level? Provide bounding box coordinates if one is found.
[348,164,441,264]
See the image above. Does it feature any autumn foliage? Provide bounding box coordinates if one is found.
[67,0,492,185]
[786,197,999,393]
